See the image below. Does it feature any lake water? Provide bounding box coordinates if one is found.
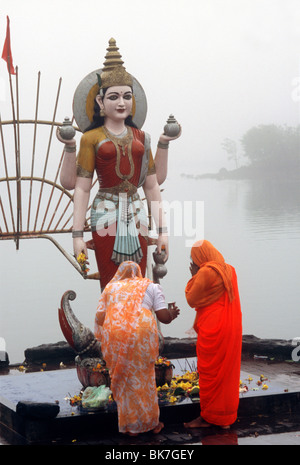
[1,173,300,364]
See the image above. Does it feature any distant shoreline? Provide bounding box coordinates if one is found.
[181,165,300,181]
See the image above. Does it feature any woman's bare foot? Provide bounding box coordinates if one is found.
[152,422,164,434]
[184,416,211,428]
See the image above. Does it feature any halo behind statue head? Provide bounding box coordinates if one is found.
[73,38,147,132]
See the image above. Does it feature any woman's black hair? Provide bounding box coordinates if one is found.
[84,87,138,133]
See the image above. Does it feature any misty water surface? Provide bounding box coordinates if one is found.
[1,174,299,364]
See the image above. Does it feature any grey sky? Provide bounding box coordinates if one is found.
[1,0,299,173]
[1,0,300,362]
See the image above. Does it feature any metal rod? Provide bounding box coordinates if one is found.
[46,189,64,231]
[0,115,15,232]
[55,201,73,230]
[0,119,79,130]
[16,66,22,233]
[5,233,84,276]
[40,146,65,231]
[42,78,63,181]
[0,196,9,232]
[0,176,82,236]
[45,141,94,231]
[41,109,81,232]
[27,71,41,231]
[34,77,62,231]
[7,59,20,248]
[0,176,74,200]
[0,232,98,280]
[0,229,72,237]
[44,149,66,231]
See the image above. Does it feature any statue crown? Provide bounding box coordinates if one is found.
[98,38,133,89]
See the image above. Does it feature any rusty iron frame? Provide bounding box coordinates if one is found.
[0,68,158,282]
[0,68,95,278]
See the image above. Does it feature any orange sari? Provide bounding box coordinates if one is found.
[94,261,159,434]
[185,240,242,426]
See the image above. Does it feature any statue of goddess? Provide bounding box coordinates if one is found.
[57,38,181,289]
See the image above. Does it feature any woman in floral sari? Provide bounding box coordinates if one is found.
[184,240,242,429]
[94,261,179,436]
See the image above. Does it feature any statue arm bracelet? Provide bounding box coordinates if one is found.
[157,226,168,235]
[65,144,76,153]
[72,230,84,238]
[157,141,169,149]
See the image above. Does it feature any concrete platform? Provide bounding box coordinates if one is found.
[1,358,300,444]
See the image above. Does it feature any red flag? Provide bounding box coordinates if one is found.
[2,16,16,75]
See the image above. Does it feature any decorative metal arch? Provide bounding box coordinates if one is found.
[0,68,161,283]
[0,69,98,278]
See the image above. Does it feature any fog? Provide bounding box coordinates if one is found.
[1,0,299,174]
[1,0,300,362]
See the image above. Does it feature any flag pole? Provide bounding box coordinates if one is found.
[15,66,22,242]
[5,26,20,249]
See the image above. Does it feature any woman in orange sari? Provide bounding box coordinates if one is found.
[94,261,179,436]
[184,240,242,429]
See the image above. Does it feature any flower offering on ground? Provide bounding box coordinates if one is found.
[157,370,200,404]
[239,374,269,393]
[66,362,271,410]
[68,393,82,406]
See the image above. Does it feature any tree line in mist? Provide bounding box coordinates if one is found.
[222,124,299,179]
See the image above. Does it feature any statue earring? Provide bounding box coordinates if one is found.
[100,108,106,117]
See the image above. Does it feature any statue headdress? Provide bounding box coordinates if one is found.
[73,38,147,132]
[97,38,133,90]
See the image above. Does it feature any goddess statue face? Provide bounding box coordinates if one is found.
[96,85,133,124]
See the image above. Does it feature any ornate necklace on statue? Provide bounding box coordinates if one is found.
[103,126,134,180]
